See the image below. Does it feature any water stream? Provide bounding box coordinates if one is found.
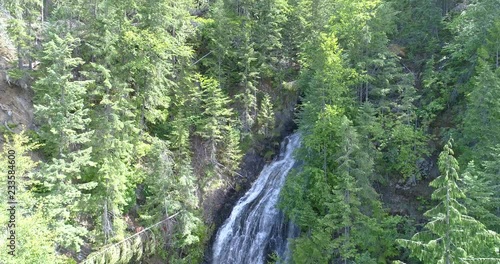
[212,133,300,264]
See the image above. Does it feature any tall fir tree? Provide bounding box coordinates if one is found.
[194,74,241,178]
[140,138,204,263]
[398,140,500,263]
[461,57,500,163]
[3,0,42,73]
[32,31,95,251]
[462,160,500,233]
[257,92,275,137]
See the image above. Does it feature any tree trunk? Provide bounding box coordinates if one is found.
[445,182,451,264]
[17,45,22,70]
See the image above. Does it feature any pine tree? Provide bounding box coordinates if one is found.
[195,74,233,162]
[0,132,69,264]
[203,0,289,138]
[140,138,204,262]
[446,0,500,71]
[84,62,138,243]
[385,0,441,59]
[251,0,288,77]
[219,126,243,177]
[193,74,241,178]
[461,57,500,163]
[127,0,195,128]
[32,31,96,251]
[462,160,500,233]
[282,107,398,263]
[479,146,500,233]
[326,115,364,262]
[298,32,356,126]
[3,0,42,73]
[397,140,500,263]
[257,92,275,137]
[236,27,259,134]
[483,19,500,69]
[81,7,142,238]
[201,0,238,90]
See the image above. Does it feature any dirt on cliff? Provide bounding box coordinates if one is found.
[0,26,35,145]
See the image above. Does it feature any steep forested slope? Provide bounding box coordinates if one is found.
[278,0,500,263]
[0,0,498,263]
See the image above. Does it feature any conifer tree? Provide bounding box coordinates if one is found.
[195,74,233,161]
[0,132,70,264]
[140,138,204,262]
[398,140,500,263]
[326,115,364,262]
[32,31,95,251]
[80,6,142,237]
[282,107,397,263]
[84,62,139,243]
[462,160,500,233]
[257,92,275,137]
[127,0,195,128]
[479,146,500,232]
[461,57,500,163]
[194,74,241,178]
[446,0,500,70]
[483,19,500,69]
[3,0,42,72]
[298,33,356,125]
[236,28,259,134]
[201,0,238,89]
[219,127,243,176]
[251,0,288,77]
[203,0,288,138]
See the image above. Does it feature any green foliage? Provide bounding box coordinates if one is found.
[138,138,205,263]
[189,74,243,181]
[201,0,289,138]
[387,0,441,59]
[380,122,428,179]
[33,32,93,158]
[80,59,138,243]
[0,211,72,264]
[32,31,96,251]
[397,140,500,263]
[3,0,42,70]
[0,132,71,264]
[257,92,275,137]
[236,28,259,134]
[298,33,357,124]
[282,107,401,263]
[460,58,500,163]
[195,74,235,159]
[4,0,500,262]
[462,161,500,233]
[446,0,500,70]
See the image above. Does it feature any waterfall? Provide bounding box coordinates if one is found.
[212,133,300,264]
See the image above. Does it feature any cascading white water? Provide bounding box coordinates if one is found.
[212,133,300,264]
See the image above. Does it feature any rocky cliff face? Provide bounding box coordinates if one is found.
[0,75,34,133]
[0,36,35,146]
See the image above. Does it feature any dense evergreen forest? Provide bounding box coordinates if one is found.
[0,0,499,263]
